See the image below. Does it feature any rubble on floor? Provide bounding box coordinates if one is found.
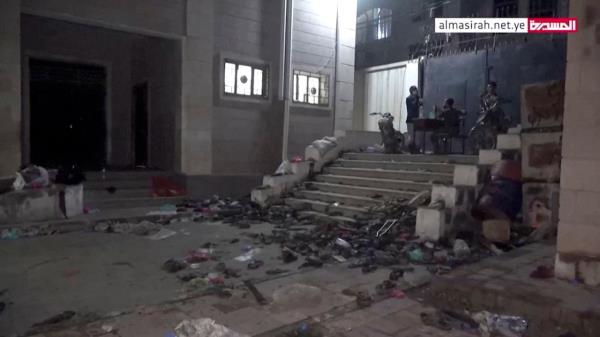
[135,192,539,301]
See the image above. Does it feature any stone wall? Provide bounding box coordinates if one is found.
[555,0,600,286]
[0,0,21,177]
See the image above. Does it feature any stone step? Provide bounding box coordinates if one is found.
[315,174,431,192]
[84,179,152,190]
[85,171,174,181]
[342,152,478,165]
[324,167,453,184]
[84,196,186,210]
[294,190,383,208]
[333,159,455,173]
[297,210,356,223]
[285,197,367,218]
[305,182,416,200]
[85,188,152,201]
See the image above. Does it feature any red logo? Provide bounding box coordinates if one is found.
[528,18,578,33]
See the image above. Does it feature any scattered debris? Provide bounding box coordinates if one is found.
[234,248,260,262]
[472,311,528,337]
[390,289,405,299]
[282,247,299,263]
[186,249,212,263]
[530,265,554,279]
[101,324,116,333]
[163,259,188,273]
[356,291,373,308]
[243,280,268,305]
[174,318,249,337]
[375,280,397,295]
[420,312,452,331]
[247,260,264,270]
[453,239,471,258]
[147,228,178,240]
[1,228,19,240]
[32,310,76,327]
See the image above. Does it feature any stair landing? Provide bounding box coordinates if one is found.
[84,171,186,211]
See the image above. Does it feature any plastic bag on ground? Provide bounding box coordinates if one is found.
[20,165,50,188]
[274,160,293,175]
[174,318,249,337]
[311,137,337,156]
[12,173,25,191]
[472,311,528,337]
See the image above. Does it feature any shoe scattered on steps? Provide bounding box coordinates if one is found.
[285,152,477,221]
[84,171,186,211]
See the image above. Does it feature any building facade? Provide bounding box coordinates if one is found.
[0,0,357,195]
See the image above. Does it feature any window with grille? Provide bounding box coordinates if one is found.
[529,0,557,17]
[292,71,329,106]
[494,0,518,17]
[224,60,268,98]
[357,8,393,44]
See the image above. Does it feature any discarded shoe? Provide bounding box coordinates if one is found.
[163,259,187,273]
[247,260,264,270]
[356,291,373,308]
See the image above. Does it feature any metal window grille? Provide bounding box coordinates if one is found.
[223,60,268,98]
[357,8,392,45]
[529,0,558,17]
[495,0,519,17]
[292,70,329,106]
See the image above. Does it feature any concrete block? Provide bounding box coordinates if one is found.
[482,219,511,243]
[497,134,522,150]
[64,184,83,218]
[523,183,559,229]
[0,188,61,223]
[416,207,446,241]
[507,125,522,134]
[521,80,565,130]
[250,186,281,207]
[522,132,562,182]
[554,254,576,280]
[290,161,310,177]
[579,260,600,287]
[431,185,458,207]
[263,175,296,191]
[453,165,479,187]
[479,149,502,165]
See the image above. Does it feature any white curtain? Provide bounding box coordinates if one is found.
[364,66,406,133]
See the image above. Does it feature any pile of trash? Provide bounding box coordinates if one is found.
[157,192,515,286]
[1,225,60,240]
[420,309,528,337]
[4,165,85,194]
[170,195,305,228]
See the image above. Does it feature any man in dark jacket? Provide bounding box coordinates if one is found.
[405,86,421,152]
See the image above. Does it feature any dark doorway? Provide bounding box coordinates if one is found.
[132,82,149,167]
[29,59,107,170]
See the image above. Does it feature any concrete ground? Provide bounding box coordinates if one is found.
[1,219,597,337]
[0,220,298,334]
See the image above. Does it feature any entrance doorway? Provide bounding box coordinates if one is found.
[29,59,107,170]
[362,60,419,134]
[132,83,149,167]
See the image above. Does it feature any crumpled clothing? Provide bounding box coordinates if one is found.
[174,319,249,337]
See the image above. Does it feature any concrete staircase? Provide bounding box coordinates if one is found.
[84,171,186,211]
[285,152,478,221]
